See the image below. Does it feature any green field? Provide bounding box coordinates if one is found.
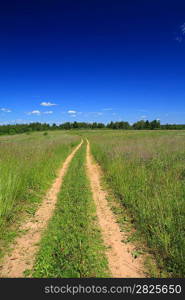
[0,130,184,277]
[0,131,79,257]
[84,130,185,277]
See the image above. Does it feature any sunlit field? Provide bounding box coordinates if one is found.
[0,129,185,278]
[0,131,79,255]
[83,130,185,277]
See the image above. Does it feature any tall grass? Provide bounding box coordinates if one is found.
[88,130,185,277]
[0,132,79,250]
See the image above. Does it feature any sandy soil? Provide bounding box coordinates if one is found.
[86,139,145,278]
[0,140,83,278]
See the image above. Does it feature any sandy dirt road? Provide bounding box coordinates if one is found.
[86,139,145,278]
[0,140,83,278]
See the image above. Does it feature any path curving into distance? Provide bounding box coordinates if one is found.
[86,139,145,278]
[0,139,83,278]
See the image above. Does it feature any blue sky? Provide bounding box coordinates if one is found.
[1,0,185,125]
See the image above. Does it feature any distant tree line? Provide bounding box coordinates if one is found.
[0,120,185,135]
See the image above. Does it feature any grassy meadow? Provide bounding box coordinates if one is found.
[0,131,79,256]
[0,129,184,278]
[83,130,185,277]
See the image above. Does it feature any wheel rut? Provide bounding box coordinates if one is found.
[86,139,145,278]
[0,140,83,278]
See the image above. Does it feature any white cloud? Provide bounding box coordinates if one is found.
[1,108,12,112]
[27,110,41,115]
[103,108,112,111]
[68,110,76,114]
[141,115,147,119]
[181,23,185,35]
[97,112,103,116]
[43,111,53,114]
[40,102,57,106]
[175,23,185,43]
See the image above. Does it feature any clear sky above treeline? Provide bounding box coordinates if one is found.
[0,0,185,125]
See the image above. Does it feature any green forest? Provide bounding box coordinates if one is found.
[0,120,185,135]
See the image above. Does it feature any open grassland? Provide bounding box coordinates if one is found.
[84,130,185,277]
[32,141,109,278]
[1,129,184,278]
[0,131,79,256]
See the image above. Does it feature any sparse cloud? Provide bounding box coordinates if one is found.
[1,108,12,112]
[27,110,54,115]
[67,110,77,114]
[181,23,185,35]
[40,102,57,106]
[103,108,112,111]
[43,111,53,114]
[89,111,104,115]
[27,110,41,115]
[175,22,185,42]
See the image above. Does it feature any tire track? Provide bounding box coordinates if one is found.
[86,139,145,278]
[0,140,83,278]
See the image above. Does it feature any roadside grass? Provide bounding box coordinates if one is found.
[32,142,109,278]
[87,130,185,277]
[0,132,79,259]
[102,180,166,278]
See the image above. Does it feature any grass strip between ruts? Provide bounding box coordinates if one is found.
[32,142,109,278]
